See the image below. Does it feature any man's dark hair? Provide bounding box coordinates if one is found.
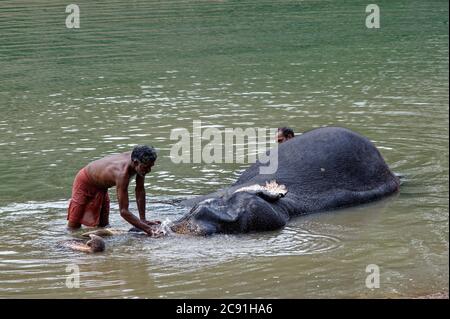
[131,145,157,164]
[277,127,295,138]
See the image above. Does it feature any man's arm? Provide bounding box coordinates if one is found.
[135,174,161,225]
[135,174,146,221]
[117,177,153,235]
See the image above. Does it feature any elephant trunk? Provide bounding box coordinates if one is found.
[170,216,218,236]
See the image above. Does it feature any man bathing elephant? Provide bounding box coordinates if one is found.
[65,126,400,249]
[170,127,400,235]
[66,145,161,236]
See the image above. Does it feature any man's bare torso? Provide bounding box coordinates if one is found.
[85,152,135,189]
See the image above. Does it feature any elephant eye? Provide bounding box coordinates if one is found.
[255,190,283,202]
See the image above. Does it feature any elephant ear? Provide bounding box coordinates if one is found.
[234,180,288,202]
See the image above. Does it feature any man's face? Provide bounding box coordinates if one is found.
[276,131,288,144]
[135,160,155,176]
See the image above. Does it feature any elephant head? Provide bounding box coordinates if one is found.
[170,181,289,235]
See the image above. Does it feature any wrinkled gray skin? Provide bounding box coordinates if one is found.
[170,127,400,236]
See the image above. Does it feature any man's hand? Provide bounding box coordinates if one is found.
[142,225,164,238]
[141,219,161,226]
[142,225,155,236]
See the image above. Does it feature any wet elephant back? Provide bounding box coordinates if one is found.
[234,127,398,196]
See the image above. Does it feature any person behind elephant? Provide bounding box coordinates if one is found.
[276,127,295,144]
[67,145,161,236]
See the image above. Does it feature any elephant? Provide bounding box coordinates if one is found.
[169,126,400,235]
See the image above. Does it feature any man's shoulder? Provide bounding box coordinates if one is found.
[95,152,132,177]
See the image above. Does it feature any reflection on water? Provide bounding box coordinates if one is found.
[0,0,448,298]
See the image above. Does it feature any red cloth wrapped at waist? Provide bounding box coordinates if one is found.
[67,167,110,227]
